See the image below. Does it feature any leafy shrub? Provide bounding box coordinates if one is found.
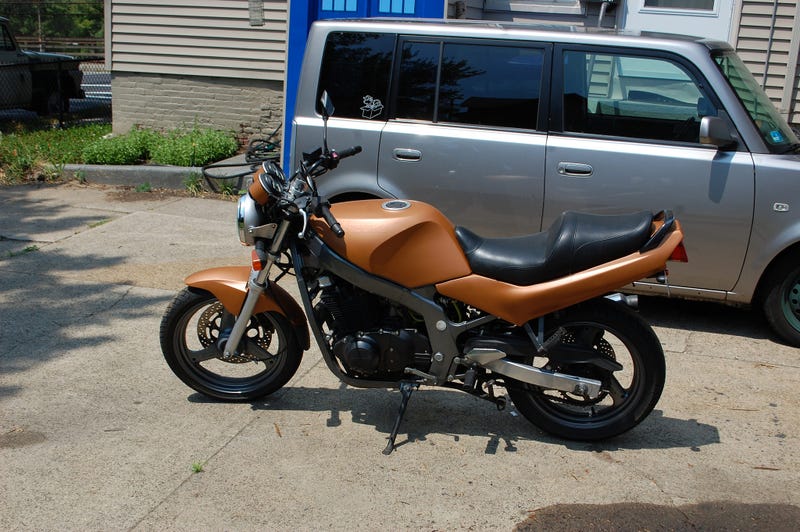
[81,134,145,165]
[0,123,110,182]
[150,128,238,167]
[81,127,237,167]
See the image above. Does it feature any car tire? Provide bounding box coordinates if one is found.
[761,253,800,347]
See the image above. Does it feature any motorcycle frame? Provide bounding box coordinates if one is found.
[292,235,497,388]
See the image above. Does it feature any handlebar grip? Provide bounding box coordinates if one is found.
[320,202,345,238]
[336,146,362,160]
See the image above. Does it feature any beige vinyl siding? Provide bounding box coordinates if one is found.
[734,0,800,125]
[111,0,287,81]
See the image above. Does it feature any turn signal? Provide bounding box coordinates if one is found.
[669,242,689,262]
[251,249,264,271]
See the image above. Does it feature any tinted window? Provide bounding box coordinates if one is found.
[396,41,543,129]
[2,25,15,51]
[396,41,440,121]
[318,32,395,120]
[563,51,713,143]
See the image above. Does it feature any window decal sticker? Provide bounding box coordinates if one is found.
[361,95,384,119]
[770,130,785,144]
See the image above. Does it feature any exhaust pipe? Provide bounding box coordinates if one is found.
[465,348,602,398]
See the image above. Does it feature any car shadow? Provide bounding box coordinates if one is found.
[636,295,775,342]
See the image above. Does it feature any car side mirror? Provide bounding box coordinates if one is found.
[699,116,737,149]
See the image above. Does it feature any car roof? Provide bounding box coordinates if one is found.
[312,17,733,52]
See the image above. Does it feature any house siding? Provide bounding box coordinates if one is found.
[734,0,800,125]
[110,0,286,137]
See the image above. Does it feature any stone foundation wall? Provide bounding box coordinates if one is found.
[111,72,284,144]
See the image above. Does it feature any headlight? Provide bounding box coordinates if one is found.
[237,193,266,246]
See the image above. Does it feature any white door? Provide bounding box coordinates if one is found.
[622,0,736,43]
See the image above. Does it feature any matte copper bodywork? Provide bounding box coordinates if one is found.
[185,266,310,348]
[312,199,471,288]
[436,220,685,325]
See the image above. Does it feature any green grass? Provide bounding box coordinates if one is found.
[1,123,239,183]
[0,123,111,182]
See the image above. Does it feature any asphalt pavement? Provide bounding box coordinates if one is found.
[1,182,799,530]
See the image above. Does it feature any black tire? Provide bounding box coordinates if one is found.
[159,287,302,401]
[760,253,800,347]
[506,298,665,441]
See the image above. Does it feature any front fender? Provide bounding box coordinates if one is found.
[185,266,310,350]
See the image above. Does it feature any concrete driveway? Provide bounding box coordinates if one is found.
[1,183,798,530]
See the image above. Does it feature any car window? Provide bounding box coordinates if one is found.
[2,25,16,51]
[396,40,544,130]
[563,50,715,143]
[714,50,799,152]
[317,32,395,120]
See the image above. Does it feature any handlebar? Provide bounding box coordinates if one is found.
[319,202,345,238]
[334,145,362,161]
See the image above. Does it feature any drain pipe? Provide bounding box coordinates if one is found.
[597,0,618,28]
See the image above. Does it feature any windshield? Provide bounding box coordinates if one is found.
[714,51,799,153]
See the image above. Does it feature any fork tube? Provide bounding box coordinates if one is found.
[222,219,291,358]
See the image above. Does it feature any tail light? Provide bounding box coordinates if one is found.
[669,241,689,262]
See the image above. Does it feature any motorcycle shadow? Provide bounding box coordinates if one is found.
[192,384,721,454]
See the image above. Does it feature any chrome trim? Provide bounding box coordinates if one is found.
[382,200,411,211]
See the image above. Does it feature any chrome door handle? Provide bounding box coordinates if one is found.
[557,162,593,177]
[392,148,422,161]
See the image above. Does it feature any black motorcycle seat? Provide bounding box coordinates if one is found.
[454,211,653,286]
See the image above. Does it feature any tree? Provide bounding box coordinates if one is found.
[0,0,104,40]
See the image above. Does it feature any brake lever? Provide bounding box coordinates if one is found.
[297,209,308,239]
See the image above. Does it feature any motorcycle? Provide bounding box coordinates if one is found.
[160,94,688,454]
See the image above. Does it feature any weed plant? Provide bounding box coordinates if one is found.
[82,126,237,167]
[0,123,111,182]
[1,123,238,183]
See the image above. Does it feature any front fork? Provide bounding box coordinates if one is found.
[222,218,292,359]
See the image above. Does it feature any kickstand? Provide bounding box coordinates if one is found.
[383,381,419,455]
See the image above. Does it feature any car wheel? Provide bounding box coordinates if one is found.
[761,253,800,347]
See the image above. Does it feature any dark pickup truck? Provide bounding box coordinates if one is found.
[1,16,84,114]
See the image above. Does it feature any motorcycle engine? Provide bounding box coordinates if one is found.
[314,278,431,379]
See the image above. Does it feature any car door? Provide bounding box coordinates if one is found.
[544,46,755,294]
[0,22,32,108]
[378,38,550,237]
[296,30,396,200]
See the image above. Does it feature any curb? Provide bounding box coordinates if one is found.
[62,164,202,190]
[62,155,254,191]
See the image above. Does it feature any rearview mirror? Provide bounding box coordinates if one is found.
[320,91,335,119]
[699,116,737,149]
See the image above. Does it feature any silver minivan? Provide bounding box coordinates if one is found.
[291,19,800,347]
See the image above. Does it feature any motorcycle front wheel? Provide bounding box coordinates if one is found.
[506,298,665,441]
[160,287,302,401]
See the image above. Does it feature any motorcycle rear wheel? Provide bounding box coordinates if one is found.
[506,298,665,441]
[160,287,302,401]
